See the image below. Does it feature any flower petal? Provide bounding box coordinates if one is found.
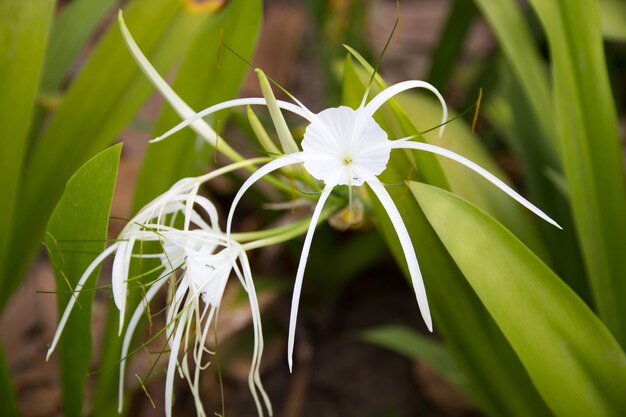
[392,141,563,229]
[364,80,448,138]
[118,12,218,146]
[226,153,304,238]
[165,308,190,417]
[367,180,433,332]
[288,184,335,372]
[118,270,169,412]
[239,251,272,416]
[153,98,313,144]
[46,243,120,361]
[112,238,136,334]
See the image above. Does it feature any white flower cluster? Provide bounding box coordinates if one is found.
[47,168,272,417]
[48,12,561,417]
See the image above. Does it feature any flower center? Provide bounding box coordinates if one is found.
[301,106,391,186]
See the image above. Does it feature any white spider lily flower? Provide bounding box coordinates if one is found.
[121,233,270,417]
[155,78,562,372]
[47,167,273,416]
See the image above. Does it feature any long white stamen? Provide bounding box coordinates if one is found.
[47,243,120,360]
[287,184,335,372]
[118,270,170,413]
[239,252,273,416]
[165,308,190,417]
[364,80,448,139]
[226,153,304,239]
[153,98,312,143]
[367,180,433,331]
[392,141,562,229]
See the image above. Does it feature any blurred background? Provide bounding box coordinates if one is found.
[1,0,625,416]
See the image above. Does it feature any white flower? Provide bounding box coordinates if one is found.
[46,177,272,417]
[155,79,562,372]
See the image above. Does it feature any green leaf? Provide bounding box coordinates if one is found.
[343,58,551,417]
[345,52,550,262]
[412,181,626,416]
[40,0,120,94]
[1,0,219,308]
[396,93,551,262]
[600,0,626,42]
[45,144,121,417]
[256,68,299,155]
[472,0,558,158]
[133,0,262,210]
[358,325,469,396]
[527,0,626,347]
[0,0,55,307]
[247,105,281,156]
[487,59,589,302]
[0,344,18,417]
[427,0,477,89]
[344,46,450,191]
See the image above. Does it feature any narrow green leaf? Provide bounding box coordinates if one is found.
[256,68,299,155]
[133,0,262,210]
[0,0,55,307]
[473,0,559,159]
[358,325,468,395]
[41,0,120,93]
[45,144,122,417]
[1,0,218,308]
[527,0,626,346]
[600,0,626,42]
[488,59,589,302]
[413,181,626,416]
[343,58,551,417]
[346,53,550,261]
[427,0,477,89]
[247,105,281,156]
[344,47,451,190]
[0,344,18,417]
[396,93,551,262]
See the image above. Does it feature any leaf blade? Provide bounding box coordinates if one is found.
[45,144,122,417]
[412,181,626,416]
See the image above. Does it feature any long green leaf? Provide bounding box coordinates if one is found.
[0,0,55,307]
[600,0,626,42]
[472,0,558,158]
[358,325,469,396]
[133,0,262,211]
[41,0,121,94]
[45,144,122,417]
[346,52,550,260]
[343,59,551,416]
[527,0,626,346]
[488,59,589,302]
[1,0,218,309]
[427,0,477,89]
[0,344,18,417]
[413,181,626,416]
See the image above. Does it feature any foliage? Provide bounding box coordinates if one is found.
[1,0,625,415]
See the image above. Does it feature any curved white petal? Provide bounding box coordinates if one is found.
[118,13,219,146]
[288,184,335,372]
[393,141,563,229]
[165,308,190,417]
[46,243,120,360]
[166,280,190,347]
[118,270,169,412]
[226,153,304,238]
[153,98,312,143]
[364,80,448,138]
[239,252,273,416]
[367,180,433,332]
[112,238,136,335]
